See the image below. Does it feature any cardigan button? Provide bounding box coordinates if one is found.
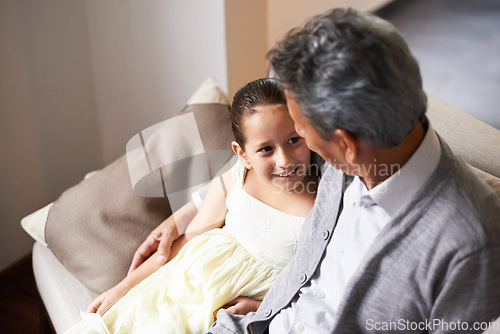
[263,309,272,318]
[299,273,308,284]
[322,230,330,240]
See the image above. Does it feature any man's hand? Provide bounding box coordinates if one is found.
[214,297,262,320]
[128,218,179,275]
[128,201,198,275]
[86,284,128,316]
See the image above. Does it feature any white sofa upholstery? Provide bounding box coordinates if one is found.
[33,241,96,332]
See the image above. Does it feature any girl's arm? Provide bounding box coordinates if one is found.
[183,173,231,236]
[87,171,232,316]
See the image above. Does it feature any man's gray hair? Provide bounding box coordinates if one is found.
[268,8,427,148]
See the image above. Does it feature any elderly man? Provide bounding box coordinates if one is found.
[208,7,500,334]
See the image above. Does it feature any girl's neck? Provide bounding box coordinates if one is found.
[243,168,317,218]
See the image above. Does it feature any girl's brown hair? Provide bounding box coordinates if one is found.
[231,78,287,149]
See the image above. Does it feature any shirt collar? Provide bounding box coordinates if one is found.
[367,122,442,217]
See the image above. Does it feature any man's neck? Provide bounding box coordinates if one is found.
[358,122,426,190]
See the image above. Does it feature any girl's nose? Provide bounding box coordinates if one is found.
[275,149,294,168]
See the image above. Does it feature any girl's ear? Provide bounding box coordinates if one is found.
[231,141,252,169]
[332,129,358,164]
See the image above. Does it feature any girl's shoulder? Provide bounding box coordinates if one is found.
[217,158,241,199]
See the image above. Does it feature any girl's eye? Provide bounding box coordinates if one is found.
[288,137,301,144]
[258,146,272,153]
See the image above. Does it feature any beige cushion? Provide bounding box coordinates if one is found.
[427,94,500,178]
[44,78,232,294]
[126,103,234,211]
[45,155,171,294]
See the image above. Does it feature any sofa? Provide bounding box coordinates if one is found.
[22,78,500,333]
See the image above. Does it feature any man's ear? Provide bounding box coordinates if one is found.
[332,129,358,164]
[231,141,252,169]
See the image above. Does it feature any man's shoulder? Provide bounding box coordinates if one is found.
[445,151,499,217]
[422,148,500,249]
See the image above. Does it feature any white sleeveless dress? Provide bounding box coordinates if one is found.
[65,160,305,333]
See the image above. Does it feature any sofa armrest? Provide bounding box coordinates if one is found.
[32,242,97,333]
[427,94,500,178]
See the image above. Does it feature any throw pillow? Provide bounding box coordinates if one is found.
[44,77,232,294]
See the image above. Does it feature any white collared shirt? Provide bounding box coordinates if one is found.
[269,125,442,333]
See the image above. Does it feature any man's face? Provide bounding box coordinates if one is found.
[285,90,332,161]
[285,90,354,174]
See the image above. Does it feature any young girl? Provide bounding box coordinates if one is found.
[65,78,319,333]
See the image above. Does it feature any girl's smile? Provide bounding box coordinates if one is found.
[272,166,298,178]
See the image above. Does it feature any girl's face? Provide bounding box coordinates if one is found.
[232,104,311,193]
